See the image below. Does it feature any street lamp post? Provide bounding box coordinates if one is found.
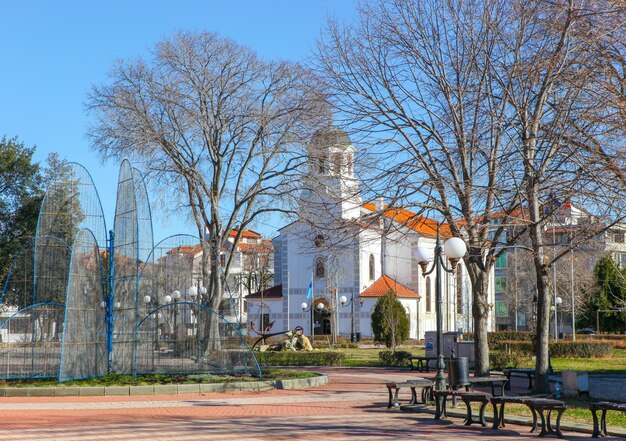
[301,301,325,342]
[414,224,467,391]
[339,294,365,343]
[553,296,563,339]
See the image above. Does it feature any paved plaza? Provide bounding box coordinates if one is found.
[0,368,623,441]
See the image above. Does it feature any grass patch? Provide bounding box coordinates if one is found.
[551,349,626,374]
[0,369,318,388]
[341,347,425,367]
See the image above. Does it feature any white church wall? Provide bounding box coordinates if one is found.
[358,228,382,291]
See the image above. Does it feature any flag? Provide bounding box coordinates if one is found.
[306,281,312,299]
[543,192,561,215]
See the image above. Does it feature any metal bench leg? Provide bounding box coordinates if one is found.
[591,409,601,438]
[500,402,507,428]
[387,386,394,408]
[393,388,400,408]
[479,400,488,427]
[421,386,430,404]
[529,406,538,433]
[546,409,554,433]
[555,408,565,438]
[492,402,500,429]
[601,409,608,437]
[536,411,550,436]
[462,399,474,426]
[409,387,417,405]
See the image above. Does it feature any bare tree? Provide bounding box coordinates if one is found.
[315,0,529,377]
[88,31,328,350]
[315,0,626,386]
[494,0,625,392]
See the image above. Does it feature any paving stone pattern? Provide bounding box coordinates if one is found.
[0,368,623,441]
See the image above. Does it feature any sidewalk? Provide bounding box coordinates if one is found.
[0,368,622,440]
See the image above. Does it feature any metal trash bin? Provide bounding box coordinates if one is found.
[446,357,469,388]
[356,332,362,342]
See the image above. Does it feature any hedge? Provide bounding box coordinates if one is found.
[489,351,533,370]
[254,351,345,366]
[488,331,533,345]
[379,350,413,366]
[493,340,613,358]
[550,341,613,358]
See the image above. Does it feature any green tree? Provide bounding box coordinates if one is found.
[0,137,43,285]
[580,257,626,333]
[371,290,410,351]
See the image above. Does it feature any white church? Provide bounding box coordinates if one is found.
[246,126,495,341]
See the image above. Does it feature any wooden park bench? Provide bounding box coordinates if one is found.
[385,379,434,408]
[491,396,566,438]
[409,356,437,372]
[589,401,626,438]
[432,389,491,427]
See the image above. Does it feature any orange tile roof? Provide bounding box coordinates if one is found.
[229,229,261,239]
[360,274,420,299]
[362,202,451,238]
[167,244,203,256]
[238,242,273,253]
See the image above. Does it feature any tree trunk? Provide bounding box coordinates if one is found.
[202,234,223,355]
[466,258,490,377]
[525,147,552,394]
[533,253,552,394]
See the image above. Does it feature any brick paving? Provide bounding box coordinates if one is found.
[0,368,621,441]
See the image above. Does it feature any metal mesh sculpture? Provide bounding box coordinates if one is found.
[111,160,141,374]
[0,159,259,381]
[136,303,259,375]
[59,229,107,381]
[0,303,65,378]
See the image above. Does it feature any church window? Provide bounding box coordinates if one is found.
[332,153,342,174]
[314,234,325,247]
[425,277,432,313]
[315,257,326,278]
[318,156,327,174]
[368,254,375,280]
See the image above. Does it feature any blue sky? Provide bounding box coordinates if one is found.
[0,0,357,242]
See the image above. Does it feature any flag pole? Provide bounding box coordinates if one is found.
[311,271,315,342]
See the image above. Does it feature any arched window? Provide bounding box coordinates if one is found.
[318,156,326,174]
[368,254,375,280]
[425,276,432,313]
[315,257,326,279]
[331,153,342,174]
[314,234,325,247]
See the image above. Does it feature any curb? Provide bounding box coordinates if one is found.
[0,373,328,398]
[401,403,626,438]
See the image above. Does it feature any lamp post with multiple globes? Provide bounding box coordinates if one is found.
[301,301,325,342]
[414,224,468,391]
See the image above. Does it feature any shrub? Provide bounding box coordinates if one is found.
[378,350,413,366]
[549,341,613,358]
[492,340,613,358]
[254,351,345,366]
[492,340,534,353]
[489,351,531,370]
[487,331,533,346]
[371,290,410,349]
